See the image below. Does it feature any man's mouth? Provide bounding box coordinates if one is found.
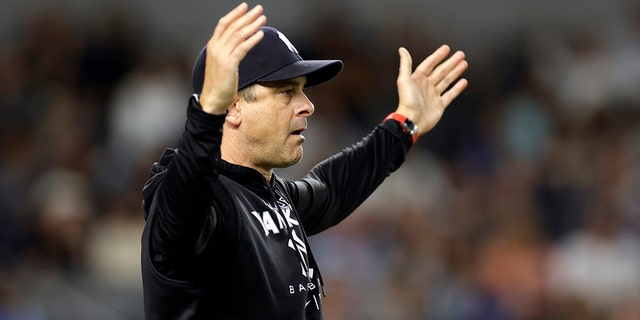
[291,128,305,136]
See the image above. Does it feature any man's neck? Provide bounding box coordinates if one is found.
[220,142,272,184]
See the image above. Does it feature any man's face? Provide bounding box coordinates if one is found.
[237,76,314,171]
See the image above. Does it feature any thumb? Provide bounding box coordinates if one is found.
[397,47,413,83]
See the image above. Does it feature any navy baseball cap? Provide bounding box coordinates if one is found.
[192,26,343,93]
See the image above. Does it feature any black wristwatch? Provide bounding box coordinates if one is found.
[384,113,419,144]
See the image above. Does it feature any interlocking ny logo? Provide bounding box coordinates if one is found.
[277,31,298,54]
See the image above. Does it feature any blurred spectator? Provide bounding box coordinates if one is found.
[25,168,93,271]
[97,53,188,189]
[11,168,127,319]
[546,197,640,317]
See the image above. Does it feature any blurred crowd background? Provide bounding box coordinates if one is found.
[1,0,640,319]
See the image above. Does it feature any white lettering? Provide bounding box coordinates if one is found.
[277,31,299,54]
[289,282,318,296]
[250,211,267,236]
[248,199,299,237]
[250,211,280,236]
[272,209,287,229]
[291,229,306,254]
[262,211,279,235]
[281,207,299,227]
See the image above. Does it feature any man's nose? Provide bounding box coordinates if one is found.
[296,93,315,117]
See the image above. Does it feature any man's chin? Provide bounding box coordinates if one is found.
[275,152,303,169]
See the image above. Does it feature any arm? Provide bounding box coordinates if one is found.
[285,119,412,235]
[149,98,225,260]
[147,3,265,260]
[286,46,468,235]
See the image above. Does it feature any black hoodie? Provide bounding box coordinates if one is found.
[141,96,412,319]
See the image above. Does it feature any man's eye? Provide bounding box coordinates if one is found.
[282,89,294,96]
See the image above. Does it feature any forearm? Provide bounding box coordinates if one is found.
[152,96,225,258]
[293,119,412,235]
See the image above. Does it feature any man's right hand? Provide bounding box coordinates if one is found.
[199,3,266,115]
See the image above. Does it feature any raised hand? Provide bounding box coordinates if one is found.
[199,3,266,114]
[395,45,468,136]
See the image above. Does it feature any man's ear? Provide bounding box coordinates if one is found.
[226,99,241,126]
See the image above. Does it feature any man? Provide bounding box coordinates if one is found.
[141,3,468,319]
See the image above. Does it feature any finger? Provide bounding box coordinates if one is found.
[431,50,466,88]
[414,45,451,76]
[435,58,468,94]
[226,4,264,34]
[227,13,266,61]
[441,78,468,107]
[217,5,264,48]
[232,27,265,60]
[208,6,265,66]
[213,3,249,39]
[397,47,413,86]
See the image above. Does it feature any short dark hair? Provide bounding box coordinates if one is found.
[238,84,257,103]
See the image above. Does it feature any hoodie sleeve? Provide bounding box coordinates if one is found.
[284,119,413,235]
[144,96,226,261]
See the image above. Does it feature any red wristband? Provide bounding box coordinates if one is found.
[384,113,418,144]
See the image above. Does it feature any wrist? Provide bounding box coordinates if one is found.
[198,93,230,115]
[384,112,419,144]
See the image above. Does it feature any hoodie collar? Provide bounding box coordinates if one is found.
[218,159,276,196]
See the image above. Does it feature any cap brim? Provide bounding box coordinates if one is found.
[256,60,343,88]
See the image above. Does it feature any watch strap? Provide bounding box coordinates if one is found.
[384,113,418,144]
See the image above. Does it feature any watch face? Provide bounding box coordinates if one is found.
[404,120,418,135]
